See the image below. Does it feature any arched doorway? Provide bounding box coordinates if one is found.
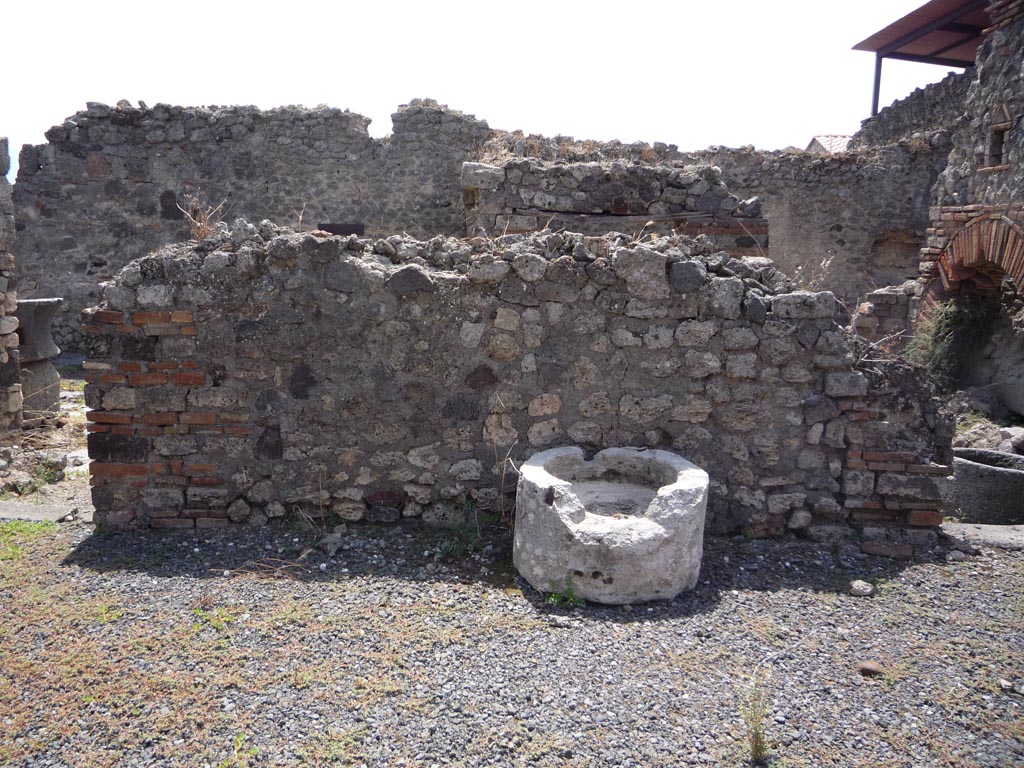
[918,214,1024,410]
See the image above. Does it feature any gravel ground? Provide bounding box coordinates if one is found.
[1,518,1022,768]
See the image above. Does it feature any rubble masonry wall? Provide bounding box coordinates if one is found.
[14,100,490,348]
[17,102,945,348]
[0,139,22,431]
[850,71,972,150]
[82,223,951,555]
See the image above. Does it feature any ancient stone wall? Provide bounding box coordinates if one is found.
[934,15,1023,208]
[685,145,948,303]
[462,159,768,258]
[987,0,1024,28]
[16,96,947,351]
[0,139,22,432]
[850,71,972,150]
[914,13,1024,309]
[479,136,946,304]
[82,222,951,555]
[14,99,490,348]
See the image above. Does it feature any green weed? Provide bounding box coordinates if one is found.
[191,597,236,632]
[0,520,57,561]
[217,733,257,768]
[545,580,585,608]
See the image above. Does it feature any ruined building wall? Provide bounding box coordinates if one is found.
[14,100,490,348]
[82,223,951,556]
[901,9,1024,413]
[850,71,972,150]
[919,10,1024,292]
[684,145,948,302]
[16,99,945,348]
[480,136,948,303]
[934,15,1023,208]
[462,159,768,258]
[0,139,22,432]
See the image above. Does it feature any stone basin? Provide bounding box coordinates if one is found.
[947,448,1024,525]
[14,298,63,427]
[513,446,709,604]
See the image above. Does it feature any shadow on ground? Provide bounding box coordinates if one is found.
[60,516,938,625]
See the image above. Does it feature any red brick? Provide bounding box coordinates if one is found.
[154,475,188,486]
[183,508,228,519]
[221,426,254,436]
[87,411,133,425]
[170,460,184,475]
[137,427,162,437]
[180,412,216,425]
[142,323,184,336]
[181,360,200,370]
[170,311,194,323]
[179,326,198,336]
[185,463,219,474]
[846,459,868,470]
[844,498,882,509]
[99,374,127,384]
[863,451,916,463]
[217,411,249,423]
[908,509,943,527]
[149,361,181,371]
[867,463,906,472]
[906,464,953,476]
[148,508,181,518]
[195,517,230,528]
[860,541,915,560]
[851,509,902,523]
[132,311,170,325]
[85,372,99,384]
[93,309,127,324]
[86,424,111,433]
[142,412,177,426]
[128,372,169,386]
[151,518,195,529]
[150,463,169,475]
[118,362,144,373]
[172,372,206,386]
[94,324,142,336]
[162,425,191,436]
[90,462,148,478]
[190,476,225,486]
[111,426,134,437]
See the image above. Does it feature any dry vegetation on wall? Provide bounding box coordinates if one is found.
[904,297,999,394]
[176,193,225,243]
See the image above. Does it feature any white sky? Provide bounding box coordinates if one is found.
[3,0,967,181]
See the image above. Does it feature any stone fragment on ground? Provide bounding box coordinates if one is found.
[849,579,874,597]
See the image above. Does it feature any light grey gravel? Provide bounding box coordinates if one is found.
[2,519,1022,767]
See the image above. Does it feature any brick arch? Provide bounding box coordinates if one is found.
[929,215,1024,300]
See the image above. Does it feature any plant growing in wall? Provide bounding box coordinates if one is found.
[177,193,225,242]
[905,296,997,392]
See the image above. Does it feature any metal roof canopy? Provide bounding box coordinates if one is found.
[854,0,990,115]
